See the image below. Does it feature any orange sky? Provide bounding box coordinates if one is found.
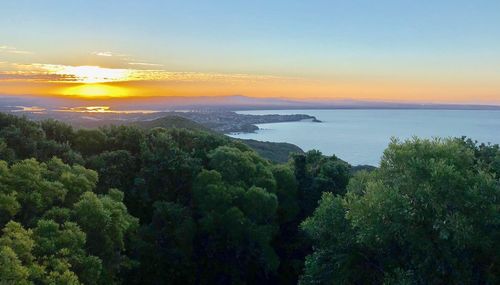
[1,61,499,104]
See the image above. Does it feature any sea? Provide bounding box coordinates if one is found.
[229,109,500,166]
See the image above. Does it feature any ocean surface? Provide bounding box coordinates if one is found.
[229,109,500,166]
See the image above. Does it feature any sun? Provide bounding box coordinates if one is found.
[60,84,130,98]
[54,65,131,83]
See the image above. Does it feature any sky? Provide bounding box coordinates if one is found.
[1,0,500,103]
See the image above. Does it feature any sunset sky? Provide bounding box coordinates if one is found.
[1,0,500,103]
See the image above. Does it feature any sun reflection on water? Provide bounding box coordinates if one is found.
[57,106,158,114]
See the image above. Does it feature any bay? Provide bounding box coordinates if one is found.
[229,109,500,166]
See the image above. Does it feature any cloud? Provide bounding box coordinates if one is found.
[91,51,167,69]
[91,51,128,57]
[0,71,77,82]
[0,63,286,85]
[1,64,129,83]
[128,62,164,67]
[0,45,33,55]
[92,51,113,57]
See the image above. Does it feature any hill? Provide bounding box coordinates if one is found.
[133,115,211,132]
[237,139,304,163]
[131,115,304,163]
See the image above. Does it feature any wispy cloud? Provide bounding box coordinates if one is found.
[0,45,33,55]
[92,51,113,57]
[91,51,128,57]
[91,51,166,69]
[128,62,164,67]
[1,64,128,83]
[0,63,286,84]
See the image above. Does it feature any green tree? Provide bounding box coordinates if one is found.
[32,219,96,285]
[271,165,308,284]
[0,155,137,284]
[293,150,351,218]
[0,246,30,285]
[193,170,279,284]
[100,125,144,156]
[0,161,20,226]
[0,220,97,285]
[0,221,35,265]
[72,129,107,156]
[301,138,500,284]
[0,113,44,160]
[86,150,137,193]
[208,146,277,192]
[129,201,196,284]
[460,137,500,177]
[130,128,201,221]
[0,138,15,162]
[40,119,75,144]
[72,190,138,282]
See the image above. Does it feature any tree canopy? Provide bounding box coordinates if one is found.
[0,113,498,284]
[301,138,499,284]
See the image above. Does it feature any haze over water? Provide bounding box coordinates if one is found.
[230,109,500,166]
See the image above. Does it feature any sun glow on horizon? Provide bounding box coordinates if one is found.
[60,84,130,98]
[1,62,499,104]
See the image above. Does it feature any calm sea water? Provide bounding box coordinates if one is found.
[229,110,500,166]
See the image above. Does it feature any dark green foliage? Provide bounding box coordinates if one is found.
[72,129,107,156]
[238,138,304,163]
[86,150,137,193]
[134,115,211,132]
[208,145,277,191]
[3,113,495,285]
[73,190,138,282]
[460,136,500,177]
[267,150,352,284]
[41,119,75,143]
[293,150,351,218]
[192,169,279,284]
[301,138,500,285]
[0,113,354,284]
[351,164,377,173]
[130,128,202,219]
[0,113,82,164]
[0,157,136,284]
[0,114,44,160]
[0,138,15,162]
[100,125,145,155]
[270,165,307,284]
[130,201,196,284]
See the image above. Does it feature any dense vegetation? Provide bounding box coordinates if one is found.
[301,138,499,284]
[0,112,498,284]
[234,139,304,163]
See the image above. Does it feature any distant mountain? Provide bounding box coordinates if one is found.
[1,94,500,111]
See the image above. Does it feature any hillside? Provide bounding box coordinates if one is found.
[133,115,211,132]
[237,139,304,163]
[134,115,304,162]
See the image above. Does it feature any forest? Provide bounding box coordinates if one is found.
[0,112,498,284]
